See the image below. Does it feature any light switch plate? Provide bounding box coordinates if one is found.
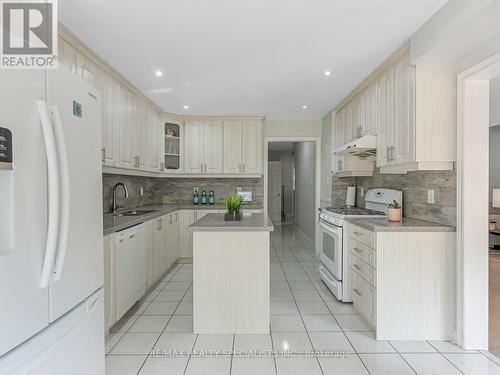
[427,189,435,204]
[140,187,144,196]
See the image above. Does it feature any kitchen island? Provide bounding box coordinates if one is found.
[187,213,274,334]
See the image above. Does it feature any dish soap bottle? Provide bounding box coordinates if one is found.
[193,189,199,205]
[209,190,215,205]
[201,189,207,205]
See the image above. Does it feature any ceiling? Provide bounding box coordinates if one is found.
[59,0,448,119]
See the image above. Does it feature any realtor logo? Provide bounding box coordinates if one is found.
[1,0,57,69]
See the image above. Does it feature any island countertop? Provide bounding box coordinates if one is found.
[188,213,274,232]
[346,217,456,232]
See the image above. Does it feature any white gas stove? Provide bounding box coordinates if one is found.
[318,188,402,302]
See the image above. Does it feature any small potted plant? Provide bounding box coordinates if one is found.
[224,194,244,221]
[387,200,402,222]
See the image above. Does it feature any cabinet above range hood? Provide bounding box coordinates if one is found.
[334,135,377,161]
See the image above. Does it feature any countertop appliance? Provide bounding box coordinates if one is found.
[318,188,402,302]
[0,67,104,374]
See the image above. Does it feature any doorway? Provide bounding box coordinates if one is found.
[457,51,500,350]
[266,140,318,247]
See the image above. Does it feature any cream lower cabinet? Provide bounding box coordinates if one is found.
[178,210,196,257]
[347,223,455,341]
[103,234,116,332]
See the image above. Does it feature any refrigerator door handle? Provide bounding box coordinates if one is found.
[51,105,70,282]
[38,100,60,288]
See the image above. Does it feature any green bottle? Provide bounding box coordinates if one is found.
[201,189,207,205]
[209,190,215,205]
[193,189,199,205]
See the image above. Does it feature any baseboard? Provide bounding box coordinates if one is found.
[177,257,193,264]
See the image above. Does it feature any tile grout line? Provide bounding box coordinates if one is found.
[106,264,184,356]
[135,263,189,374]
[274,240,326,375]
[278,224,374,375]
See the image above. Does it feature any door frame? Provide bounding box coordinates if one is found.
[264,137,321,253]
[457,51,500,349]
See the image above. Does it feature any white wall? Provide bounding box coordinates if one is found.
[294,142,316,241]
[320,111,333,207]
[264,119,321,138]
[491,76,500,126]
[490,126,500,201]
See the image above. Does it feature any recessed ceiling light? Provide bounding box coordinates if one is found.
[183,105,189,110]
[302,105,308,109]
[324,70,332,77]
[155,70,163,77]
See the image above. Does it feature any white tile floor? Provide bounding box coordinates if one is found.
[106,223,500,375]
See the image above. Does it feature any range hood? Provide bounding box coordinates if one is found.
[334,135,377,160]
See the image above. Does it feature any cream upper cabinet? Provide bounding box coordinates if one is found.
[242,119,263,174]
[392,54,414,166]
[333,43,455,175]
[184,121,204,173]
[223,120,243,174]
[363,83,377,136]
[184,120,223,174]
[147,111,162,172]
[203,120,223,173]
[118,89,137,169]
[223,119,262,174]
[376,69,394,168]
[97,72,119,167]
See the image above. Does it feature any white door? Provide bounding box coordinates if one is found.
[47,68,104,321]
[184,121,203,173]
[223,120,243,173]
[0,69,50,356]
[203,120,223,173]
[242,120,262,174]
[0,290,105,375]
[268,161,282,222]
[393,56,414,165]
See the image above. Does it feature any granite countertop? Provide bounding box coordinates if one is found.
[103,204,263,235]
[187,213,274,232]
[346,217,456,232]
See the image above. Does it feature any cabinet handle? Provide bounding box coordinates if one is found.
[200,163,203,172]
[243,163,246,172]
[353,264,362,271]
[160,162,165,171]
[239,163,242,173]
[353,288,362,296]
[205,163,207,173]
[174,213,178,222]
[101,147,106,162]
[353,247,362,253]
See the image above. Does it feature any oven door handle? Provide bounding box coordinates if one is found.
[319,221,343,233]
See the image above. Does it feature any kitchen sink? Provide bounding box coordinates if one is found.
[114,209,158,217]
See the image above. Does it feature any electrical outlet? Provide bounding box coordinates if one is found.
[427,189,435,204]
[236,187,242,192]
[140,187,144,196]
[360,187,365,197]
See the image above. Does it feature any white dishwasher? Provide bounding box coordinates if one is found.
[115,223,146,319]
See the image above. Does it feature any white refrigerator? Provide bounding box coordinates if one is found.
[0,67,105,374]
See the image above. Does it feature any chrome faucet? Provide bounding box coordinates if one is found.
[112,182,129,214]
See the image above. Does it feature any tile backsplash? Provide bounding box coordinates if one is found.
[102,174,263,213]
[332,169,456,226]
